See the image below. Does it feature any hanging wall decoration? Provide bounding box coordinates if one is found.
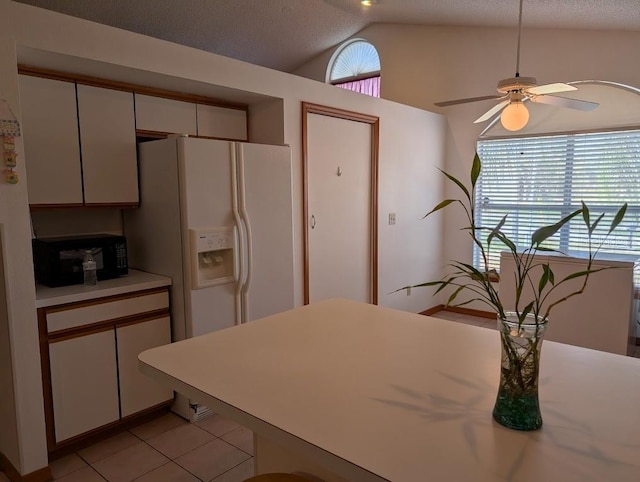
[1,98,21,184]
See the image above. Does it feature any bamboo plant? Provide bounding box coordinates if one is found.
[411,152,628,430]
[412,152,628,328]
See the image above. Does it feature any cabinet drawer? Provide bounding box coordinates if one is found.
[47,290,169,333]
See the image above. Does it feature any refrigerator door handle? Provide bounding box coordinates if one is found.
[231,146,244,326]
[237,144,253,324]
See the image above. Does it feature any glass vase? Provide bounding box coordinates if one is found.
[492,312,548,431]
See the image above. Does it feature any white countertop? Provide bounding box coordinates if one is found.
[139,298,640,482]
[36,269,172,308]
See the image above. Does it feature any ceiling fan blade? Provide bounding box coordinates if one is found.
[530,95,599,111]
[435,95,504,107]
[474,100,510,124]
[527,83,577,95]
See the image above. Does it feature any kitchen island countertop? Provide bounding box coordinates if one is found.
[139,298,640,481]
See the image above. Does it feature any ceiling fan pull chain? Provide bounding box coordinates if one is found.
[515,0,524,77]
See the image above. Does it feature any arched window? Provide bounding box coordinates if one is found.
[327,39,380,98]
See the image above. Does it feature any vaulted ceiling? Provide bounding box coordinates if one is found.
[13,0,640,72]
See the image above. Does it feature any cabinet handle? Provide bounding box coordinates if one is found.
[311,215,316,230]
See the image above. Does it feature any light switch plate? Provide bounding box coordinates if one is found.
[389,213,396,225]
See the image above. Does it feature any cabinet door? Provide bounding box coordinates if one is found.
[49,330,119,442]
[19,75,83,206]
[116,316,173,417]
[196,104,247,140]
[135,94,197,136]
[77,84,138,205]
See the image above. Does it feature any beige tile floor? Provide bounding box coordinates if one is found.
[0,310,638,482]
[46,413,254,482]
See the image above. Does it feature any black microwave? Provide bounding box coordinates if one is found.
[32,234,128,287]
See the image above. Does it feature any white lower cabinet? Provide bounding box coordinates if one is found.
[41,287,173,449]
[49,329,120,442]
[117,316,173,417]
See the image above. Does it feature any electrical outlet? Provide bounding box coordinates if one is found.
[389,213,396,225]
[407,286,411,296]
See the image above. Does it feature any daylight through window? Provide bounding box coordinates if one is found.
[474,129,640,275]
[327,39,380,98]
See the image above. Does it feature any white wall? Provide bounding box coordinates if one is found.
[0,1,446,472]
[0,0,48,473]
[0,227,20,478]
[296,24,640,310]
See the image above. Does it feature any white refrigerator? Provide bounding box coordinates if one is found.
[125,136,295,419]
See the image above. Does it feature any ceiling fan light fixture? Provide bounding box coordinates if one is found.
[500,101,529,131]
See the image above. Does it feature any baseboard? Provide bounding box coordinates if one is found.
[420,305,444,316]
[0,451,51,482]
[420,304,496,320]
[443,305,496,319]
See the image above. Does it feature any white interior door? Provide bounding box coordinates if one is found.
[307,113,372,303]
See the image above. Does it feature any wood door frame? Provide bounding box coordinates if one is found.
[302,102,380,305]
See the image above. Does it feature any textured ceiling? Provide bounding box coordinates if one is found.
[13,0,640,72]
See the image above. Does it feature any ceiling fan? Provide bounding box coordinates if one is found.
[434,0,599,131]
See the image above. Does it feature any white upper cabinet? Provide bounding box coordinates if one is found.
[19,75,83,206]
[196,104,247,140]
[77,85,138,205]
[134,94,197,136]
[20,76,139,206]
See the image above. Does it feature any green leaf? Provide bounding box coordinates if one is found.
[487,215,508,246]
[560,267,609,283]
[451,261,487,281]
[560,270,591,282]
[423,199,456,219]
[493,231,518,253]
[538,264,550,293]
[531,209,582,246]
[521,301,534,321]
[446,285,465,305]
[589,212,605,234]
[471,152,481,189]
[439,169,470,201]
[433,279,453,295]
[581,201,590,227]
[546,264,555,285]
[608,203,628,234]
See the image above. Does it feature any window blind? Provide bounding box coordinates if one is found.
[474,129,640,275]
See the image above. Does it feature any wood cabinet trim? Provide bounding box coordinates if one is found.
[301,101,380,306]
[42,287,168,315]
[37,308,57,451]
[47,402,172,459]
[48,308,170,342]
[18,64,248,111]
[135,129,170,139]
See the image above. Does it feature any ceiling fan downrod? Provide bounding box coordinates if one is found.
[514,0,524,78]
